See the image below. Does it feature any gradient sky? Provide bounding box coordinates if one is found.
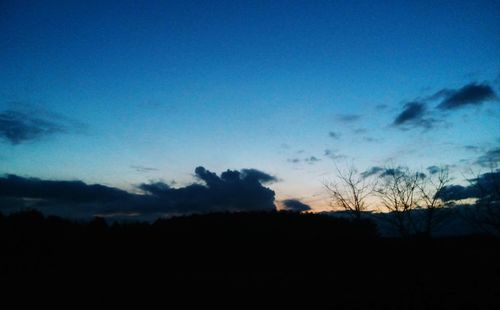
[1,0,499,211]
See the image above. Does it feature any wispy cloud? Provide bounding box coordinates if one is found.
[335,114,361,123]
[0,105,85,145]
[324,149,346,160]
[130,165,159,173]
[475,147,500,168]
[304,156,321,164]
[0,110,66,144]
[328,131,341,139]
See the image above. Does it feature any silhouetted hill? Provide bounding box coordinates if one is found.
[0,210,498,309]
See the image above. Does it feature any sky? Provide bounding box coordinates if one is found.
[1,0,499,214]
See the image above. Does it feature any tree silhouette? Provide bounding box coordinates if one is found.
[324,165,375,220]
[375,166,452,237]
[375,167,420,237]
[414,167,452,236]
[460,168,500,236]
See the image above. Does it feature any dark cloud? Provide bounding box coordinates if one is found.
[379,167,407,178]
[437,185,478,202]
[475,147,500,167]
[427,166,441,175]
[336,114,361,123]
[0,167,277,219]
[392,102,434,129]
[0,110,66,144]
[360,166,384,178]
[438,170,500,202]
[394,103,423,124]
[281,199,312,212]
[0,174,131,203]
[375,104,388,110]
[142,166,277,214]
[390,81,497,131]
[240,169,278,184]
[438,83,497,110]
[328,131,341,139]
[287,158,301,164]
[361,166,410,178]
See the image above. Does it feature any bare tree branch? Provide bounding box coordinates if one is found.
[324,165,376,220]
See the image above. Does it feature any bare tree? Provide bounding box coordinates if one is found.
[415,167,452,236]
[375,166,452,237]
[459,166,500,236]
[375,167,420,237]
[324,165,375,220]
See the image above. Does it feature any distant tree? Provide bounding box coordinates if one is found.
[324,165,376,220]
[88,216,108,231]
[375,166,452,237]
[459,168,500,236]
[415,167,452,236]
[375,167,420,237]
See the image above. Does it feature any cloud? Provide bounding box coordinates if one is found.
[475,147,500,167]
[131,165,159,173]
[353,128,367,134]
[363,136,381,143]
[464,145,482,152]
[361,166,416,178]
[324,149,346,160]
[305,156,321,164]
[240,169,278,184]
[281,199,312,212]
[438,83,497,110]
[392,102,435,129]
[437,185,478,202]
[438,170,499,202]
[390,81,497,131]
[424,89,455,102]
[380,167,416,178]
[287,156,322,164]
[0,110,66,144]
[0,167,278,219]
[0,174,131,203]
[360,166,384,178]
[142,166,277,214]
[328,131,341,139]
[361,166,410,178]
[426,166,440,175]
[336,114,361,123]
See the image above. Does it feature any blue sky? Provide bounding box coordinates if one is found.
[1,0,499,210]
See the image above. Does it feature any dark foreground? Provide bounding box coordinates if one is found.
[1,210,499,309]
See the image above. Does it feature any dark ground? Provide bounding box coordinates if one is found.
[0,210,499,309]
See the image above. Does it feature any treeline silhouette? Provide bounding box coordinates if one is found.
[1,209,499,309]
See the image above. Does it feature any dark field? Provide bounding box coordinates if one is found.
[0,210,498,309]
